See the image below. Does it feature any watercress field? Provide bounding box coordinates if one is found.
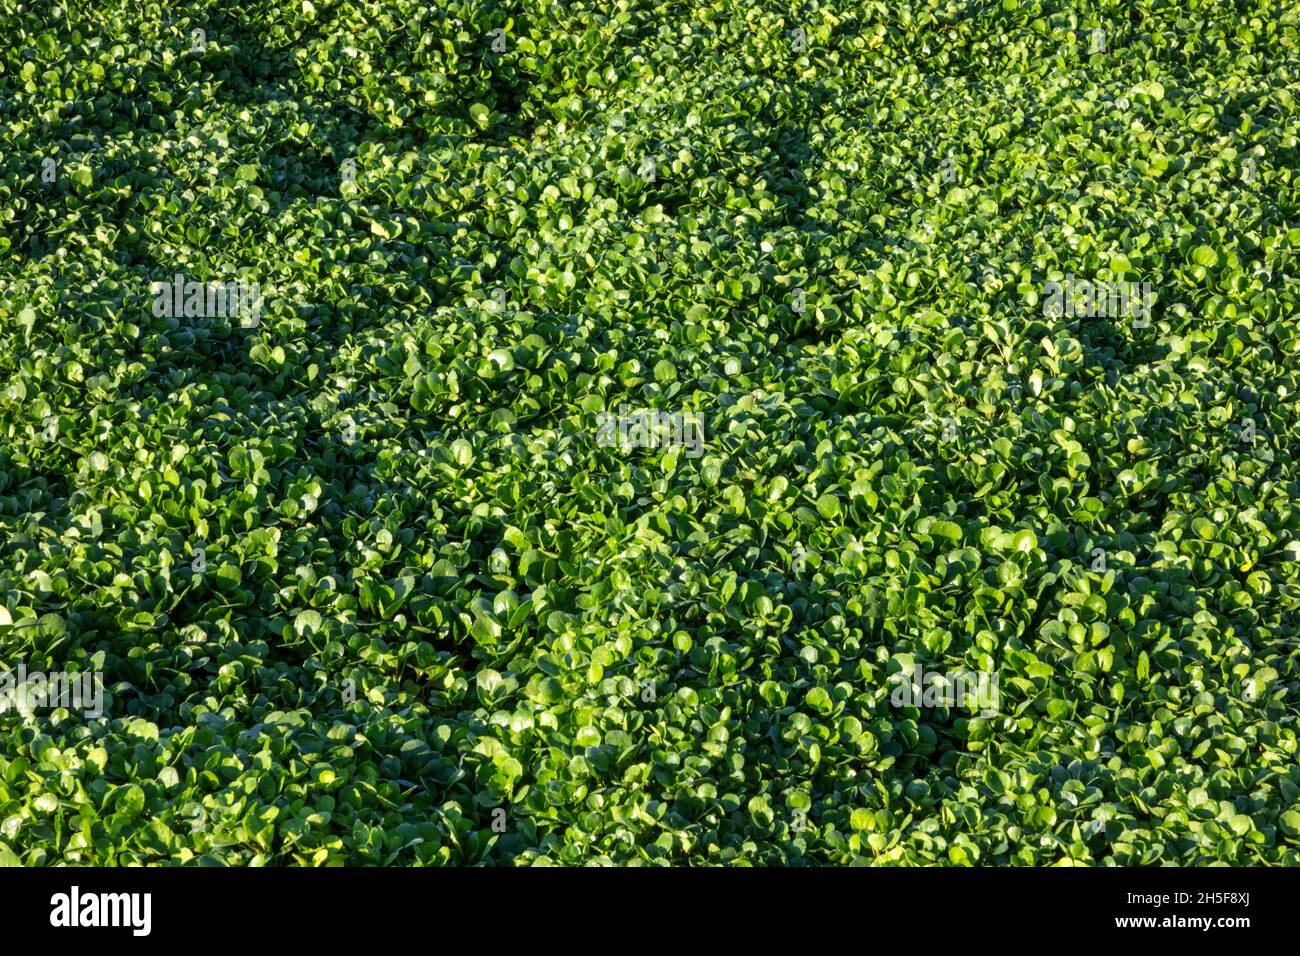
[1,0,1298,865]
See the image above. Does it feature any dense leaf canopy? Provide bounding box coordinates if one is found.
[1,0,1298,865]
